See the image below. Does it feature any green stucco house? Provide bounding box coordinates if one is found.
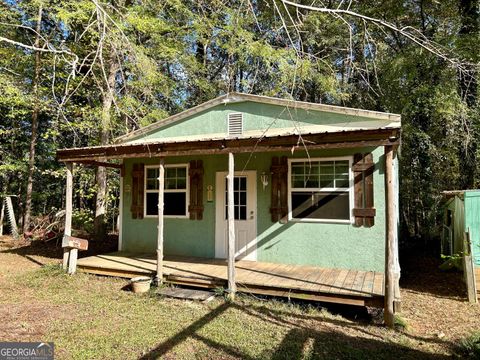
[58,93,401,316]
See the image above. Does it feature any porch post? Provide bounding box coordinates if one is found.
[384,145,395,327]
[156,157,165,285]
[227,152,236,299]
[63,162,75,272]
[118,165,124,251]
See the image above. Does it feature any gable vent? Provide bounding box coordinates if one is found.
[227,113,243,136]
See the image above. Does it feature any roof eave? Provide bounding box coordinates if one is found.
[58,128,401,163]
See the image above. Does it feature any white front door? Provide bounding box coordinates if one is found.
[215,171,257,260]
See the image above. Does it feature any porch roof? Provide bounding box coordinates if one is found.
[56,127,400,162]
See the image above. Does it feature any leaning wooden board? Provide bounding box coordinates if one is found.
[463,231,477,303]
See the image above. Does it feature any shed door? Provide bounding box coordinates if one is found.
[215,171,257,260]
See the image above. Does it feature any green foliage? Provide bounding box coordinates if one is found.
[439,253,464,271]
[460,331,480,358]
[72,209,94,234]
[213,286,226,296]
[394,314,409,332]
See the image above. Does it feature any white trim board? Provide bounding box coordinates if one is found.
[143,163,190,219]
[287,156,354,224]
[215,170,258,261]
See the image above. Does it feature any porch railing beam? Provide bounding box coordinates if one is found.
[156,157,165,285]
[227,152,236,299]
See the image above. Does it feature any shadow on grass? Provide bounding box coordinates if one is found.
[139,301,459,360]
[138,302,232,359]
[0,240,63,263]
[269,327,446,360]
[0,234,118,265]
[240,301,454,352]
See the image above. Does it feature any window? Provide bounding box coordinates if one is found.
[289,158,352,222]
[145,165,188,217]
[225,176,247,220]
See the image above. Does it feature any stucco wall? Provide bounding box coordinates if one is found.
[129,101,386,142]
[121,147,386,272]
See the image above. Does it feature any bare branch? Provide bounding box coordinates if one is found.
[279,0,470,71]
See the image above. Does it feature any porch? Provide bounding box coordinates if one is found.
[77,252,385,307]
[57,95,400,325]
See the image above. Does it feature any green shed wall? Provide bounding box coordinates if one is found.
[464,191,480,266]
[121,147,387,272]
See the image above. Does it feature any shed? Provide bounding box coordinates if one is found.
[442,190,480,301]
[442,190,480,260]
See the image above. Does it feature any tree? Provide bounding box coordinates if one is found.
[23,3,43,234]
[1,0,479,248]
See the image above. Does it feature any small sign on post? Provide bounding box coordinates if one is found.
[62,234,88,275]
[62,235,89,251]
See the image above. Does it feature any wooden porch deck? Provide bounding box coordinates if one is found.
[77,252,385,307]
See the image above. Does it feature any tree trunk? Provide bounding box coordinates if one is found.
[458,0,478,107]
[23,4,43,235]
[94,56,119,240]
[458,0,479,189]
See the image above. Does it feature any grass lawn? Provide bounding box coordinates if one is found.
[0,236,478,359]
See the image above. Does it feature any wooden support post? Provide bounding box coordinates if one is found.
[118,168,124,251]
[156,157,165,285]
[63,162,76,273]
[384,146,395,328]
[227,152,236,299]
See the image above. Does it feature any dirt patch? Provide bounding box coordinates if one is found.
[0,234,118,275]
[0,236,56,279]
[400,254,480,351]
[0,303,75,341]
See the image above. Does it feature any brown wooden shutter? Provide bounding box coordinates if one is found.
[270,156,288,222]
[363,153,375,227]
[188,160,204,220]
[130,163,145,219]
[352,153,375,227]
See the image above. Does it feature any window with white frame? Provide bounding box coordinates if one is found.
[289,158,352,222]
[145,165,188,217]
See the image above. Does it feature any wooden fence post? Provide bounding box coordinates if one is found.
[227,152,236,299]
[156,157,165,285]
[384,146,395,328]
